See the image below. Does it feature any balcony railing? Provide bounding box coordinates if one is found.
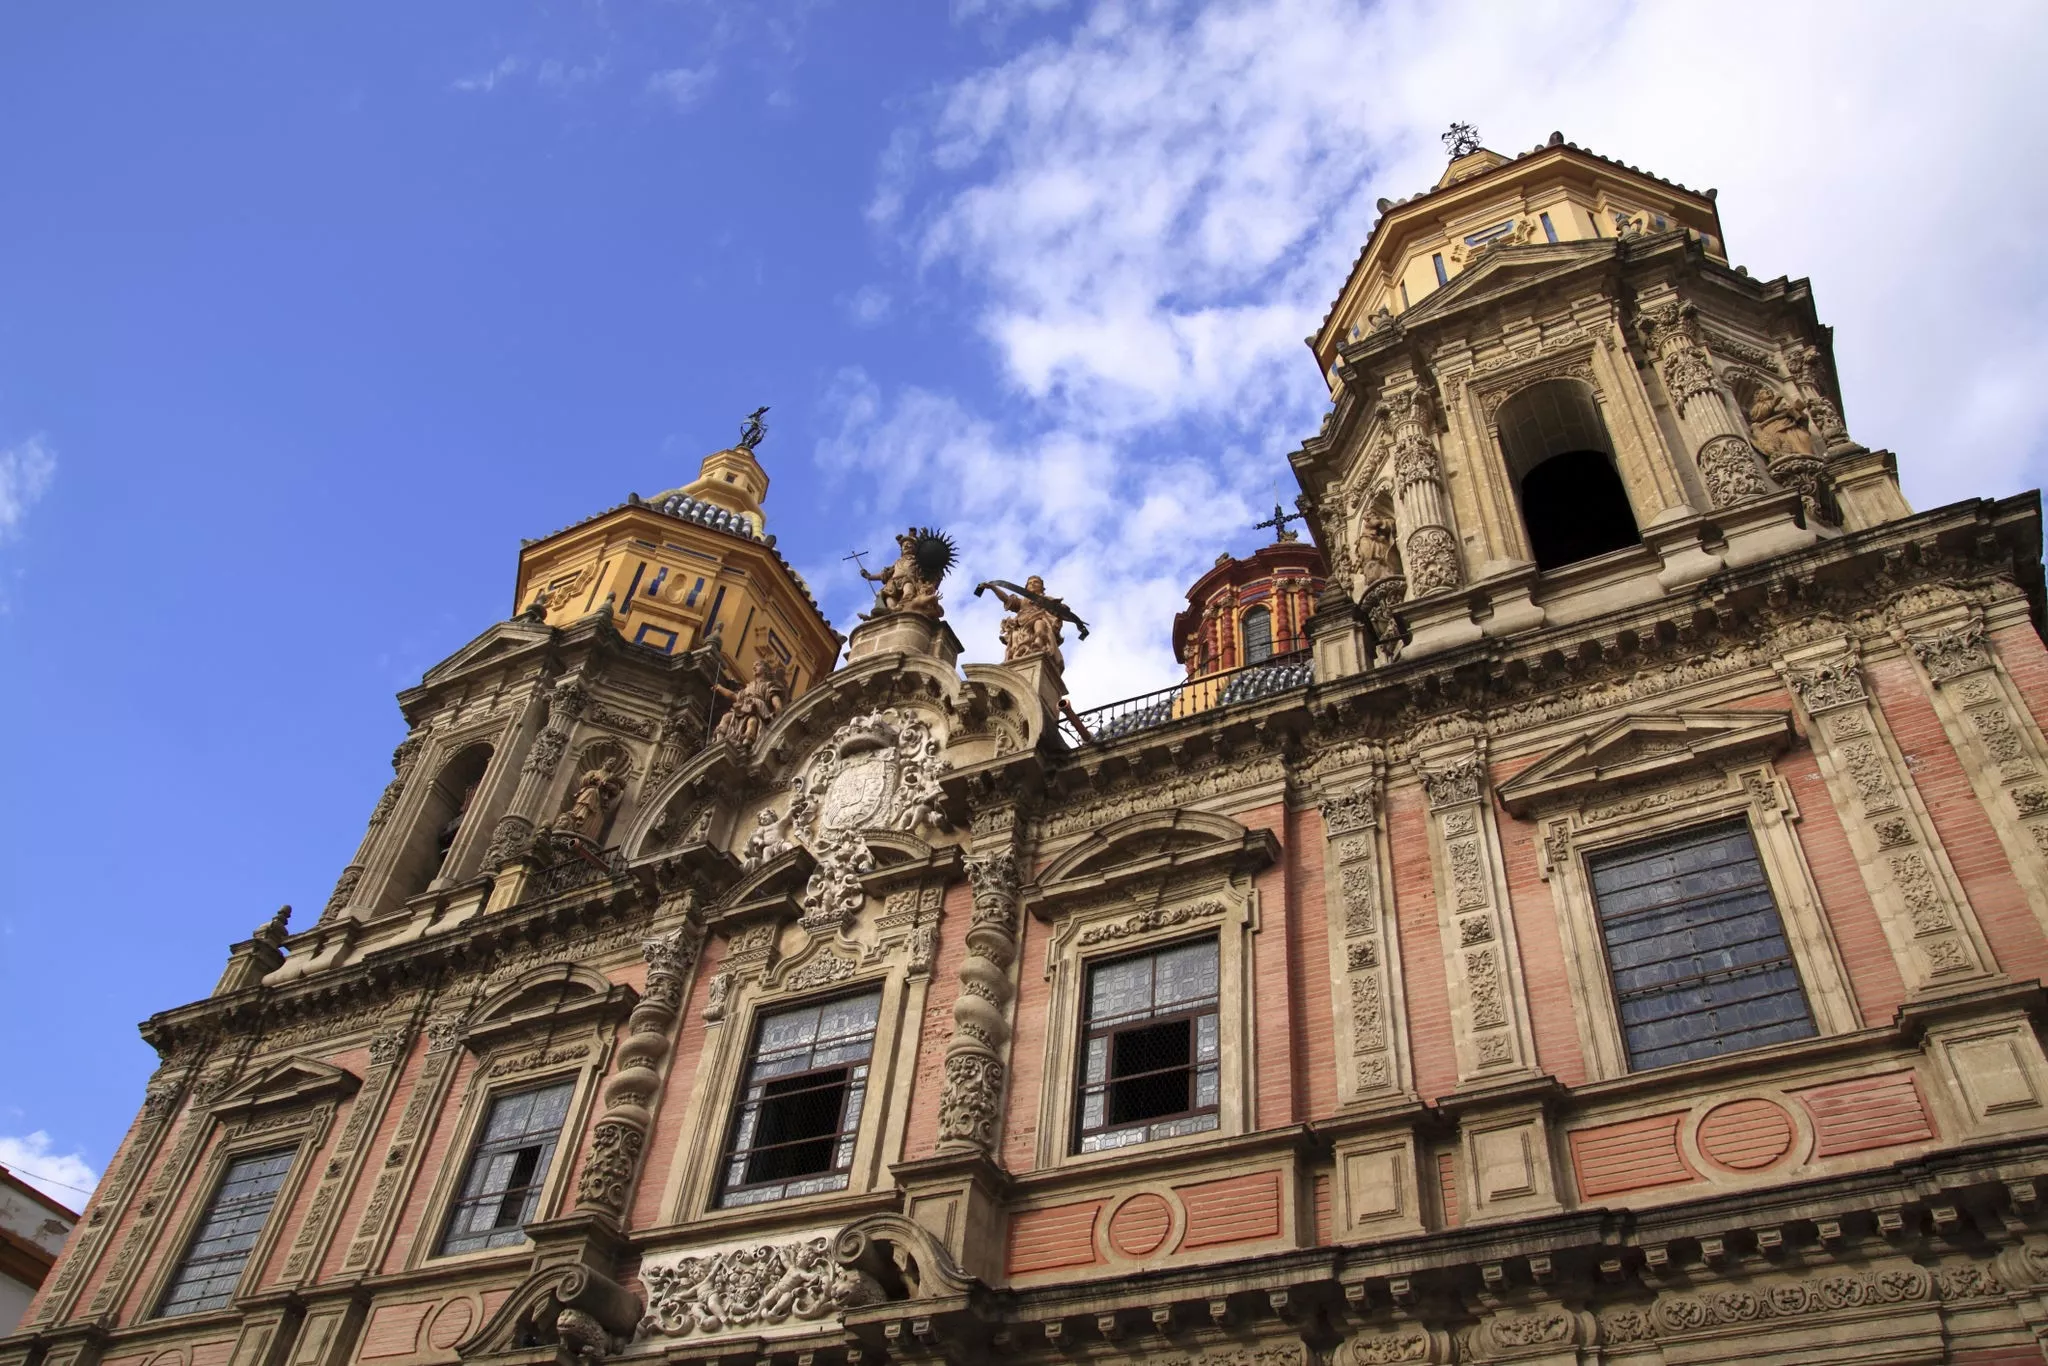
[1060,649,1313,746]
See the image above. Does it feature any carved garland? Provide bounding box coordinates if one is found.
[1785,650,1986,987]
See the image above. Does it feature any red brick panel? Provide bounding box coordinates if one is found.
[1001,889,1053,1173]
[1794,1070,1937,1157]
[360,1301,434,1360]
[1490,753,1587,1087]
[1311,1174,1332,1247]
[1996,622,2048,737]
[1006,1200,1105,1275]
[1568,1112,1697,1199]
[1288,804,1339,1122]
[1389,784,1457,1101]
[1242,802,1295,1131]
[1173,1169,1282,1250]
[1871,655,2048,985]
[900,878,973,1162]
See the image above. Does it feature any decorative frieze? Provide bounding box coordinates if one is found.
[1898,610,2048,936]
[638,1236,878,1338]
[1319,771,1402,1099]
[1413,750,1531,1080]
[1782,646,1995,992]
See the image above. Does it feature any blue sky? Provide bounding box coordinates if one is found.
[3,0,2046,1207]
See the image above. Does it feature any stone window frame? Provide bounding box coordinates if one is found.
[1032,892,1259,1173]
[134,1071,347,1323]
[406,967,627,1271]
[1536,762,1859,1083]
[665,943,924,1226]
[421,1071,589,1266]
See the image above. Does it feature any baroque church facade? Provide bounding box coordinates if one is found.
[13,135,2048,1366]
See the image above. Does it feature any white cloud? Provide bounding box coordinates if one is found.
[0,433,55,543]
[839,0,2048,703]
[845,285,893,326]
[451,56,527,94]
[645,65,717,110]
[0,1132,97,1210]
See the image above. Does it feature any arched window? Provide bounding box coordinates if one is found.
[1240,606,1273,664]
[384,743,494,908]
[1497,380,1640,572]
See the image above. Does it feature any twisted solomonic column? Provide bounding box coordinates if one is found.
[576,918,702,1215]
[936,817,1022,1152]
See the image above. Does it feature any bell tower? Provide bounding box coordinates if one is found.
[1296,130,1910,672]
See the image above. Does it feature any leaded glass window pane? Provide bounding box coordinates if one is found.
[1075,937,1221,1153]
[719,990,882,1208]
[156,1149,294,1317]
[438,1080,575,1256]
[1588,819,1816,1071]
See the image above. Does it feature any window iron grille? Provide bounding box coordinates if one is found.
[1588,819,1816,1071]
[1076,938,1221,1153]
[438,1080,575,1256]
[156,1149,295,1317]
[720,990,882,1207]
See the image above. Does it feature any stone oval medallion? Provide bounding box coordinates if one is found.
[428,1296,476,1350]
[1696,1097,1795,1171]
[1105,1192,1173,1259]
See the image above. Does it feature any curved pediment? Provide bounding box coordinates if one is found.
[464,963,636,1049]
[1030,808,1278,918]
[1496,708,1795,817]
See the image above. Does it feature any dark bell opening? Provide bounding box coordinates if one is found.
[1520,449,1640,571]
[744,1069,847,1183]
[1108,1018,1193,1123]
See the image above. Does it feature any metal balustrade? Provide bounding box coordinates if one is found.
[1060,649,1313,746]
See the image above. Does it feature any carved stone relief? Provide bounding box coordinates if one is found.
[1784,648,1991,990]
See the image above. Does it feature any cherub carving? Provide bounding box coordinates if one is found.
[741,808,790,870]
[712,658,788,750]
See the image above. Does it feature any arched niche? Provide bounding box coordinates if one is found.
[383,742,494,910]
[1496,378,1641,571]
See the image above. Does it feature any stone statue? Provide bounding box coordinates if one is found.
[975,575,1087,665]
[553,761,625,843]
[741,808,790,870]
[712,658,788,749]
[1746,387,1817,459]
[1354,512,1399,586]
[861,528,954,620]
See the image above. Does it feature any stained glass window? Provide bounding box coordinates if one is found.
[438,1080,575,1256]
[1076,939,1220,1153]
[720,990,883,1207]
[1589,820,1816,1070]
[157,1149,294,1317]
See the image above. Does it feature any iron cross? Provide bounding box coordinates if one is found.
[1253,502,1306,538]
